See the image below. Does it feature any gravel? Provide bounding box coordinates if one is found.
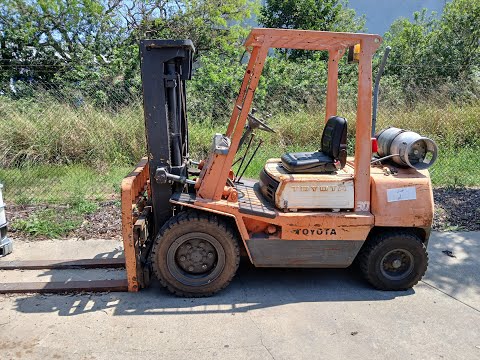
[74,201,122,239]
[433,187,480,231]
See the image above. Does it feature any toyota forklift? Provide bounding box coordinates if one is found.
[122,28,438,297]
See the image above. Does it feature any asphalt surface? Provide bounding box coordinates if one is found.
[0,232,479,360]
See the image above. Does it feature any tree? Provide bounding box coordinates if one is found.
[0,0,125,84]
[115,0,258,83]
[433,0,480,80]
[382,9,438,89]
[383,0,480,100]
[259,0,365,59]
[123,1,257,55]
[0,0,258,88]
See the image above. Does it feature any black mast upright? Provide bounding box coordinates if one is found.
[139,40,194,233]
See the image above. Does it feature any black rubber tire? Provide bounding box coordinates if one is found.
[150,211,240,297]
[358,230,428,291]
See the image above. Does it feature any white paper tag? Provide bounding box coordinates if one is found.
[387,187,417,202]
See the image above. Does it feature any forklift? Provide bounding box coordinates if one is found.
[122,28,438,297]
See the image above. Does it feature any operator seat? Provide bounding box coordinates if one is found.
[281,116,347,173]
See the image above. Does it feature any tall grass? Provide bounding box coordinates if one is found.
[0,94,479,199]
[0,164,131,204]
[2,95,479,166]
[0,96,145,167]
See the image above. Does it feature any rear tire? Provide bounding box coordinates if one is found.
[358,230,428,291]
[150,211,240,297]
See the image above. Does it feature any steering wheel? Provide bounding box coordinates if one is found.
[236,105,276,133]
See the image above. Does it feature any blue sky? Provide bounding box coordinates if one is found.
[347,0,449,34]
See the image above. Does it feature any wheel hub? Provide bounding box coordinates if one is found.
[392,259,402,269]
[175,238,218,275]
[380,249,414,281]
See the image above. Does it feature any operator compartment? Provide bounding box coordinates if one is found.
[259,115,353,211]
[260,159,354,211]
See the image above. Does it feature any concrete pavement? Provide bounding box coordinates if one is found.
[0,232,479,360]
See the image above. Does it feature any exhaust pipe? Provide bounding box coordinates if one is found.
[372,46,391,137]
[376,127,438,170]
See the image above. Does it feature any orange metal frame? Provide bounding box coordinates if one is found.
[197,28,382,212]
[121,157,149,292]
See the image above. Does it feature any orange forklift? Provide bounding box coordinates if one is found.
[121,28,438,297]
[0,28,438,296]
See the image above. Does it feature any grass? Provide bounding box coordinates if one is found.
[1,140,477,207]
[2,93,479,167]
[0,164,131,204]
[5,150,476,238]
[0,96,145,167]
[11,198,99,238]
[429,146,480,187]
[2,164,126,237]
[0,96,479,207]
[1,88,477,239]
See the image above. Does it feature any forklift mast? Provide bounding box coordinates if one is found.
[139,40,195,232]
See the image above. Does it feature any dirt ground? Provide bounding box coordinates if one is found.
[433,187,480,231]
[6,187,480,241]
[7,200,122,240]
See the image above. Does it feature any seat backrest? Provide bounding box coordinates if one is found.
[321,116,347,159]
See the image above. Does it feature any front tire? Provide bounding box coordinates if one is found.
[358,230,428,290]
[150,211,240,297]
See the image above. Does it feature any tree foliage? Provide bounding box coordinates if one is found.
[383,0,480,100]
[260,0,364,32]
[259,0,365,59]
[126,1,256,54]
[0,0,478,107]
[0,0,257,87]
[0,0,124,83]
[434,0,480,79]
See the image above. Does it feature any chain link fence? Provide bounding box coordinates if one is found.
[0,61,479,235]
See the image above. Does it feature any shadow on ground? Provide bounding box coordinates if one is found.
[11,258,414,317]
[422,232,480,306]
[7,232,480,316]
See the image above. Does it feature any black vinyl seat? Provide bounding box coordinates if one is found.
[281,116,347,173]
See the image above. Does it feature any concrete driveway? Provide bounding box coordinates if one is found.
[0,232,479,360]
